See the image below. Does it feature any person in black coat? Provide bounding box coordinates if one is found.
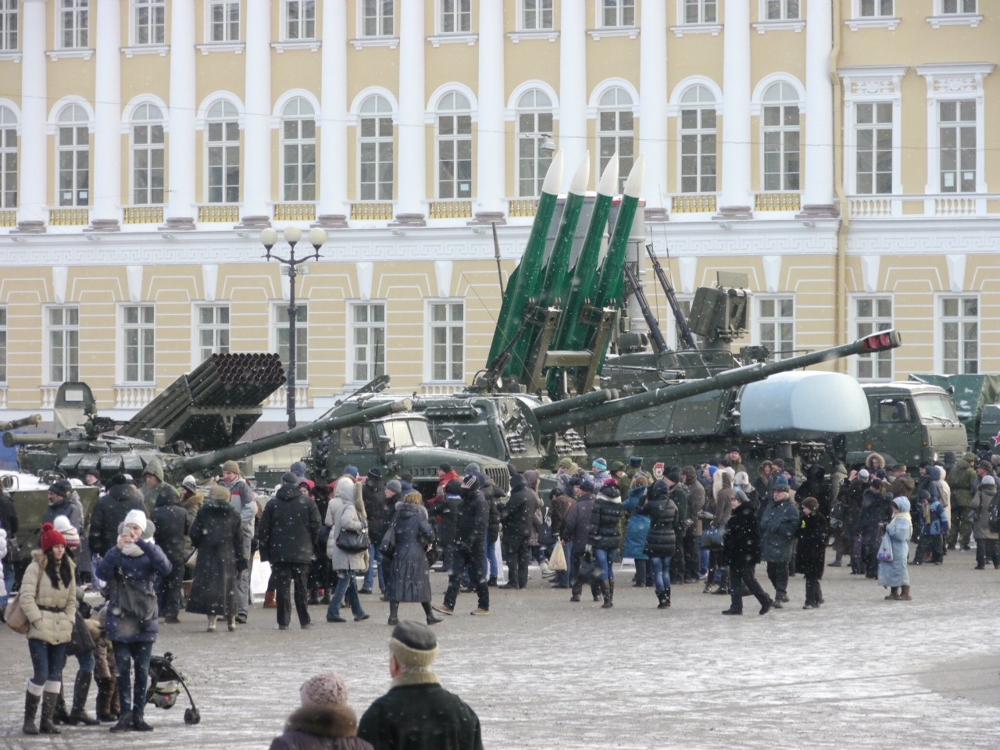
[151,488,190,623]
[259,473,323,630]
[0,489,18,605]
[186,486,246,632]
[587,480,623,608]
[88,477,147,588]
[500,473,537,590]
[636,479,678,609]
[433,479,462,574]
[483,478,503,587]
[857,478,893,579]
[361,468,388,596]
[385,492,441,626]
[434,475,490,616]
[721,492,773,616]
[796,497,828,609]
[562,479,596,603]
[308,480,333,605]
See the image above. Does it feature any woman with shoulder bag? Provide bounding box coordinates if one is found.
[96,510,172,733]
[325,477,370,624]
[19,523,77,735]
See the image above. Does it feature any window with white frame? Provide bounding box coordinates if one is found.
[59,0,89,48]
[0,0,17,51]
[133,0,165,45]
[429,301,464,382]
[57,104,89,207]
[940,296,978,375]
[361,0,393,36]
[0,106,16,209]
[0,307,5,382]
[598,87,634,193]
[131,103,164,205]
[436,92,472,200]
[756,297,794,362]
[517,89,553,197]
[47,307,79,383]
[122,305,154,383]
[206,100,240,204]
[209,1,240,42]
[764,0,800,19]
[854,297,892,381]
[761,82,800,192]
[855,101,892,195]
[679,85,717,194]
[683,0,717,24]
[601,0,635,27]
[521,0,553,30]
[282,98,316,202]
[939,99,976,193]
[359,94,394,201]
[858,0,893,17]
[275,303,308,382]
[196,304,230,362]
[940,0,976,13]
[350,302,386,383]
[285,0,316,40]
[440,0,471,33]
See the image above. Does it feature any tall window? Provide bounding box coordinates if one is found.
[282,98,316,201]
[123,305,154,383]
[940,297,978,375]
[132,103,164,205]
[0,307,7,382]
[359,95,394,201]
[361,0,393,36]
[854,298,892,381]
[133,0,165,44]
[598,87,634,193]
[522,0,553,29]
[601,0,635,27]
[57,104,89,207]
[206,100,239,204]
[766,0,800,19]
[516,89,553,197]
[855,102,892,195]
[761,82,800,192]
[48,307,79,383]
[859,0,893,17]
[939,100,976,193]
[0,106,16,209]
[209,1,240,42]
[429,302,464,382]
[60,0,89,48]
[285,0,315,39]
[679,85,717,194]
[757,297,794,362]
[351,303,386,382]
[683,0,717,23]
[440,0,471,33]
[437,92,472,200]
[197,305,230,362]
[941,0,976,12]
[0,0,17,51]
[276,304,308,382]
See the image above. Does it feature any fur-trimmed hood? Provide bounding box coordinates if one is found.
[284,704,358,738]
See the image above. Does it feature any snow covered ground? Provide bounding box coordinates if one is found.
[1,552,998,749]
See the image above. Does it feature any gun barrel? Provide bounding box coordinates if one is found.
[2,432,58,448]
[532,389,619,422]
[0,414,43,432]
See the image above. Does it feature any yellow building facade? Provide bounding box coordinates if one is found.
[0,0,997,424]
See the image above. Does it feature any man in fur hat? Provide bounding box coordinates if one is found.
[220,460,257,623]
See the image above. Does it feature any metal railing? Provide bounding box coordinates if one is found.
[671,194,717,213]
[507,198,538,218]
[197,204,240,223]
[49,207,90,225]
[428,200,472,219]
[123,205,164,224]
[273,202,316,221]
[350,202,394,221]
[755,192,801,211]
[0,209,15,227]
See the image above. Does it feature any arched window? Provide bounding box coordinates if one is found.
[359,95,393,201]
[131,103,164,205]
[516,89,553,197]
[679,85,716,194]
[281,97,316,201]
[598,87,634,192]
[761,82,800,192]
[206,100,239,204]
[57,104,89,207]
[436,92,471,200]
[0,106,16,209]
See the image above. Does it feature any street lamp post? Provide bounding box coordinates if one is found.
[260,226,328,429]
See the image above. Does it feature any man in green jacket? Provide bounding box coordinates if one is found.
[946,452,977,551]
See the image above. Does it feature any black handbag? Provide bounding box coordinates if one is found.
[378,522,397,559]
[113,570,157,625]
[574,551,602,585]
[66,612,96,656]
[335,526,371,554]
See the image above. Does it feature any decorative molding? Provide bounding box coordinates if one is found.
[838,66,908,99]
[126,265,144,302]
[195,42,246,55]
[587,27,639,41]
[926,14,982,29]
[669,23,722,37]
[860,255,880,293]
[427,33,477,48]
[946,254,967,292]
[0,52,22,63]
[752,20,805,34]
[45,48,95,61]
[349,36,399,50]
[202,264,218,302]
[434,260,453,298]
[506,30,559,43]
[356,261,374,301]
[844,17,900,32]
[763,256,782,293]
[271,40,321,53]
[121,45,169,59]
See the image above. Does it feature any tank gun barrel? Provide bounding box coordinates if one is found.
[2,432,58,448]
[170,398,413,476]
[0,414,43,432]
[537,330,902,434]
[531,389,619,421]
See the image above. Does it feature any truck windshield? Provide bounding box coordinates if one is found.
[377,419,434,448]
[913,393,959,424]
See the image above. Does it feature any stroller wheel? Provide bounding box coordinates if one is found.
[184,708,201,725]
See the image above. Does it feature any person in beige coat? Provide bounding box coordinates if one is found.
[325,476,370,623]
[20,523,77,735]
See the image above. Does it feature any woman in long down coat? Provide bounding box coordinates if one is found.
[186,486,246,631]
[385,492,442,627]
[878,496,913,601]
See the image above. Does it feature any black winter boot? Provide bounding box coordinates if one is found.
[109,710,133,733]
[23,686,42,735]
[658,588,671,609]
[68,671,100,726]
[600,581,613,609]
[95,677,116,722]
[387,601,399,626]
[422,601,442,625]
[39,687,61,734]
[609,579,615,603]
[53,681,69,724]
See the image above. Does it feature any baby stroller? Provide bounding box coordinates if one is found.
[146,652,201,725]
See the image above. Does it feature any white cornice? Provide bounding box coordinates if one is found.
[196,42,246,55]
[349,36,400,50]
[752,20,805,34]
[506,30,559,43]
[926,14,982,29]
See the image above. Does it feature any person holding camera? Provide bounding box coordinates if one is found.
[721,493,773,616]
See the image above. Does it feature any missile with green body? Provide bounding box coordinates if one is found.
[594,154,645,310]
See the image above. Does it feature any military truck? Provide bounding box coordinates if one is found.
[906,373,1000,455]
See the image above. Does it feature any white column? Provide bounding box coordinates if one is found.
[716,0,752,219]
[559,0,587,180]
[639,0,668,220]
[163,0,196,230]
[15,0,47,232]
[471,0,505,224]
[238,0,272,226]
[88,0,122,231]
[315,0,348,228]
[393,0,426,225]
[798,0,838,217]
